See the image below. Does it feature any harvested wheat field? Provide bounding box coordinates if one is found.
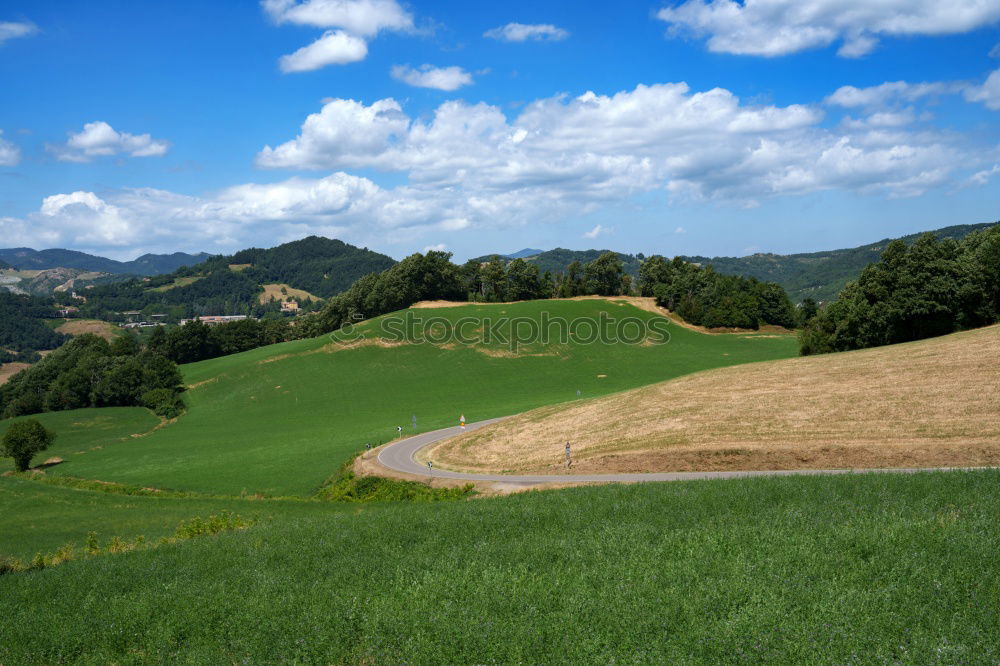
[258,283,319,304]
[55,319,119,341]
[430,324,1000,474]
[0,362,31,385]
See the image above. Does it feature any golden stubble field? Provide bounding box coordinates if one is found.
[430,325,1000,474]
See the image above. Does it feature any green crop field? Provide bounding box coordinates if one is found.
[8,299,797,496]
[0,475,350,561]
[2,470,998,663]
[0,407,160,474]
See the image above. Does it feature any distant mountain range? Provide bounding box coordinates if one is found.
[70,236,397,318]
[504,248,543,259]
[474,221,997,303]
[0,248,211,276]
[681,222,997,303]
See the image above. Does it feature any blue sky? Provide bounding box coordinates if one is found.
[1,0,999,262]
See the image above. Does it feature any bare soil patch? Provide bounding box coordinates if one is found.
[430,325,1000,474]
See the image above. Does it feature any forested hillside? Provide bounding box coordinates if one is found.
[0,293,66,362]
[199,236,396,298]
[683,222,996,303]
[76,237,396,319]
[800,225,1000,354]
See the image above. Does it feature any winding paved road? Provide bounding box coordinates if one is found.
[377,418,977,486]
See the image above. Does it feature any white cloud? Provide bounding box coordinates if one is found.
[674,226,686,234]
[656,0,1000,57]
[0,21,37,45]
[6,77,991,259]
[0,130,21,166]
[423,243,447,252]
[583,224,608,239]
[826,81,959,108]
[264,0,412,71]
[967,164,1000,186]
[48,121,170,163]
[262,0,412,36]
[257,98,409,170]
[391,64,473,91]
[255,81,975,209]
[964,69,1000,110]
[484,23,569,42]
[279,30,367,72]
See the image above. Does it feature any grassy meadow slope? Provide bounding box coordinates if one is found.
[0,407,160,474]
[0,475,352,561]
[2,470,998,662]
[18,299,796,496]
[433,325,1000,474]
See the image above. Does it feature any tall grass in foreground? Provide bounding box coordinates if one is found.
[2,470,999,663]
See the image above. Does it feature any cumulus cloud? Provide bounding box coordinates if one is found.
[256,81,975,209]
[423,243,447,252]
[390,64,473,91]
[583,224,609,239]
[964,69,1000,110]
[0,21,37,45]
[264,0,412,71]
[656,0,1000,57]
[279,30,367,71]
[826,81,960,109]
[6,78,991,258]
[262,0,412,36]
[484,23,569,42]
[48,121,170,163]
[0,130,21,166]
[967,164,1000,186]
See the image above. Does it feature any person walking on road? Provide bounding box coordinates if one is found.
[460,414,466,430]
[565,441,571,469]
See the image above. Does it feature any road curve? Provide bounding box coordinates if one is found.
[377,418,981,486]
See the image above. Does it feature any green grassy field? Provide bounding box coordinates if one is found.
[12,299,797,496]
[0,475,351,561]
[0,407,160,474]
[2,470,997,663]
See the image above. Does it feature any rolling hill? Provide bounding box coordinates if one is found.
[77,236,396,318]
[431,324,1000,474]
[681,222,997,303]
[1,300,998,662]
[0,298,798,494]
[473,221,997,304]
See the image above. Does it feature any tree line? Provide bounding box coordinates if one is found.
[799,226,1000,354]
[638,256,798,330]
[0,334,184,419]
[145,317,315,365]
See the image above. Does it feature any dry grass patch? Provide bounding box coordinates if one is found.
[430,325,1000,474]
[55,319,119,341]
[149,276,202,292]
[0,362,31,385]
[258,283,319,304]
